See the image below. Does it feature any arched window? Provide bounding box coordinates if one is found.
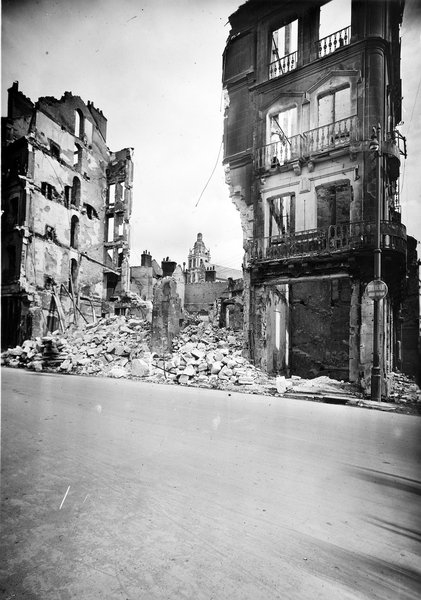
[74,109,84,138]
[71,177,81,208]
[69,258,78,294]
[70,215,80,249]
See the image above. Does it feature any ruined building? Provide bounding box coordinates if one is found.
[1,82,133,349]
[223,0,419,389]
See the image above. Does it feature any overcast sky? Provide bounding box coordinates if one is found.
[2,0,420,269]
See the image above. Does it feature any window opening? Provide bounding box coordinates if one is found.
[73,143,82,167]
[84,119,93,145]
[70,215,80,249]
[108,183,116,207]
[107,216,114,242]
[268,195,295,239]
[64,186,71,208]
[269,107,297,166]
[50,141,60,160]
[83,203,99,219]
[318,0,351,57]
[270,20,298,78]
[71,177,81,208]
[318,87,351,127]
[74,109,84,138]
[41,182,55,200]
[45,225,56,241]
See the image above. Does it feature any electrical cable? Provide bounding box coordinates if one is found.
[194,137,223,207]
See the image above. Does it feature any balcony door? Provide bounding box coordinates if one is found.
[268,194,295,240]
[316,180,351,228]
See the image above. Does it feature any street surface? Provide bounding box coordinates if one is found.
[1,367,420,599]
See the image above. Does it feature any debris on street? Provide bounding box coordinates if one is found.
[2,317,420,411]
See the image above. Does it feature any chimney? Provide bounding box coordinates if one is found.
[161,258,177,277]
[141,250,152,268]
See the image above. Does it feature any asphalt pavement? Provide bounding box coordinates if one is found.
[1,367,421,599]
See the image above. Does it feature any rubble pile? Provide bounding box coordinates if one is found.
[155,322,273,391]
[388,371,421,404]
[1,316,152,378]
[1,317,274,392]
[2,319,419,406]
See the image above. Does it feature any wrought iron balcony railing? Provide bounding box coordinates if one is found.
[317,26,351,58]
[304,115,358,155]
[246,221,407,263]
[255,134,304,171]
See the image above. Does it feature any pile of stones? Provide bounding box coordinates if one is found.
[1,317,274,392]
[153,322,273,391]
[388,371,421,403]
[1,316,152,379]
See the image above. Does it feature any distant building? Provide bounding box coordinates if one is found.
[222,0,419,390]
[1,82,133,348]
[184,232,243,316]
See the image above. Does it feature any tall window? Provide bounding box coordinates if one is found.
[270,20,298,78]
[269,107,297,166]
[268,194,295,239]
[318,87,351,126]
[71,177,81,208]
[74,109,84,138]
[316,181,352,228]
[70,216,80,249]
[318,0,351,57]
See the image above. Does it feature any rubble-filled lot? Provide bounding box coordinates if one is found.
[2,316,420,413]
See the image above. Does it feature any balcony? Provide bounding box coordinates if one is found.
[269,51,298,79]
[246,221,407,263]
[255,134,304,171]
[317,26,351,58]
[304,115,358,155]
[255,116,358,171]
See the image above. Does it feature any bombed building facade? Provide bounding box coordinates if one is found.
[223,0,419,390]
[1,82,133,349]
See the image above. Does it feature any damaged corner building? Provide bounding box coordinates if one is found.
[1,82,133,348]
[222,0,419,391]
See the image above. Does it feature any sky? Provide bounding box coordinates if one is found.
[2,0,421,270]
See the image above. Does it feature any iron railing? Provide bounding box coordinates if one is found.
[317,26,351,58]
[269,51,298,79]
[246,221,407,263]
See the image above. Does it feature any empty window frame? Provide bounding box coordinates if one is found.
[269,20,298,78]
[74,109,84,138]
[108,183,116,207]
[50,141,61,160]
[64,186,72,208]
[269,107,297,166]
[70,215,80,249]
[71,177,81,208]
[73,143,82,167]
[107,216,115,242]
[318,0,351,56]
[41,182,55,200]
[268,194,295,239]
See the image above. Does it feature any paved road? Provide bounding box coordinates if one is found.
[1,368,420,599]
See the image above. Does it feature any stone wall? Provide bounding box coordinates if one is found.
[184,281,227,313]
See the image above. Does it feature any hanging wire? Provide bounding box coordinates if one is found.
[194,137,223,207]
